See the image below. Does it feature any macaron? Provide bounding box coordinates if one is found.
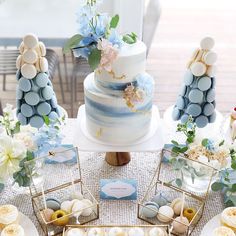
[21,103,34,117]
[195,115,209,128]
[80,199,93,216]
[36,42,46,57]
[17,113,27,125]
[197,76,212,91]
[108,227,126,236]
[170,198,186,215]
[19,77,32,92]
[206,88,216,102]
[172,216,189,234]
[49,111,59,120]
[211,77,216,88]
[25,91,40,106]
[19,41,25,54]
[149,227,167,236]
[16,55,24,69]
[157,205,174,223]
[50,96,58,109]
[42,86,54,100]
[203,103,215,116]
[23,33,38,49]
[172,107,181,121]
[46,198,61,211]
[37,102,51,116]
[36,57,48,72]
[29,115,44,128]
[141,202,159,218]
[184,70,194,86]
[206,65,217,77]
[181,113,189,123]
[190,61,206,77]
[151,193,169,207]
[21,63,37,79]
[128,228,145,236]
[65,228,85,236]
[16,87,23,99]
[188,89,203,103]
[209,111,217,123]
[203,51,217,65]
[176,96,185,110]
[35,72,49,87]
[16,70,21,81]
[41,208,54,223]
[179,85,187,96]
[22,49,38,64]
[200,37,215,50]
[187,103,202,117]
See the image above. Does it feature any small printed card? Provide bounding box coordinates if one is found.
[100,179,137,200]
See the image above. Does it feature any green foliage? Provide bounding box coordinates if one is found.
[110,14,119,29]
[0,183,4,192]
[63,34,83,54]
[88,48,101,71]
[43,115,50,126]
[211,182,226,191]
[201,138,209,147]
[123,32,137,44]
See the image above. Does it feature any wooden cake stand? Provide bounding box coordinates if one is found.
[73,105,165,166]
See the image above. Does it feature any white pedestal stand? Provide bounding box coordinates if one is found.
[73,105,165,166]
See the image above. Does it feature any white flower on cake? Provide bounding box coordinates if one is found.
[3,104,14,119]
[123,84,145,108]
[0,135,26,181]
[97,39,118,72]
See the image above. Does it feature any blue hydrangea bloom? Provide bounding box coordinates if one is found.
[136,73,154,95]
[205,139,215,151]
[108,29,123,48]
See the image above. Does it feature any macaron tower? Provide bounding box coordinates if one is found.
[172,37,217,128]
[16,33,60,128]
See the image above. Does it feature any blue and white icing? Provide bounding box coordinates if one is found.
[172,69,216,128]
[83,41,155,144]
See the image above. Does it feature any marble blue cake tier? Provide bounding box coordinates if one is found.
[172,69,216,128]
[16,70,61,128]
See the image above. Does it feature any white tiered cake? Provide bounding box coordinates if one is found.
[83,41,155,144]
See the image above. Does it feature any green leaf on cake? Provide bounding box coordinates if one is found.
[43,115,50,126]
[123,32,137,44]
[110,14,119,29]
[88,48,101,71]
[201,138,209,147]
[63,34,83,53]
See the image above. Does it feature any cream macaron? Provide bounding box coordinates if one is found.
[221,207,236,231]
[213,226,235,236]
[157,205,174,223]
[23,33,38,49]
[170,198,186,215]
[206,65,217,77]
[172,216,189,234]
[108,227,127,236]
[190,61,206,77]
[16,55,24,70]
[87,228,105,236]
[22,49,38,64]
[0,205,19,229]
[35,42,46,57]
[200,37,215,50]
[65,228,85,236]
[35,57,48,72]
[21,63,37,79]
[128,228,145,236]
[1,224,24,236]
[19,42,26,54]
[149,227,168,236]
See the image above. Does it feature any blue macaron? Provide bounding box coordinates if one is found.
[181,113,189,123]
[42,86,54,100]
[48,111,59,120]
[190,79,198,89]
[21,103,34,117]
[176,96,185,110]
[16,86,23,99]
[187,103,202,117]
[31,82,40,93]
[25,92,40,106]
[179,85,187,96]
[37,102,51,116]
[184,69,194,86]
[188,89,203,103]
[19,77,32,92]
[211,77,216,88]
[198,76,212,91]
[29,115,44,128]
[46,198,61,211]
[35,72,49,88]
[172,107,181,121]
[151,193,169,207]
[206,89,216,103]
[209,111,216,123]
[203,103,215,116]
[50,96,58,109]
[141,201,159,218]
[195,115,209,128]
[17,113,27,125]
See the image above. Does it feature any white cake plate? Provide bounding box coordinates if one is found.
[200,214,221,236]
[73,105,165,152]
[0,212,39,236]
[163,105,224,143]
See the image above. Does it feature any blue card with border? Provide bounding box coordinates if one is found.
[100,179,137,200]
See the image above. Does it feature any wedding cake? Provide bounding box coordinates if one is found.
[84,41,154,144]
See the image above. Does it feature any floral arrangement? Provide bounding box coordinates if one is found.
[123,84,144,108]
[63,0,137,71]
[0,104,64,191]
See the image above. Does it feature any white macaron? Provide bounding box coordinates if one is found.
[19,41,26,54]
[203,51,217,65]
[36,42,46,57]
[206,65,217,77]
[22,49,38,64]
[23,33,38,49]
[21,63,37,79]
[16,55,24,69]
[190,61,206,76]
[35,57,48,72]
[200,37,215,50]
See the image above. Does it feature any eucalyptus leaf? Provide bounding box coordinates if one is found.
[110,14,119,28]
[63,34,83,53]
[231,183,236,192]
[0,183,4,192]
[88,48,101,71]
[171,140,179,146]
[229,195,236,206]
[202,138,209,147]
[231,161,236,170]
[219,140,225,146]
[175,178,182,187]
[211,182,226,191]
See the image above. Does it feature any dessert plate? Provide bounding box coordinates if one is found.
[0,212,39,236]
[200,214,220,236]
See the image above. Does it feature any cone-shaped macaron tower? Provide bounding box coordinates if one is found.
[16,33,60,128]
[172,37,217,128]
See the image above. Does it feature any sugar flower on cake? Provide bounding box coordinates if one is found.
[97,38,118,72]
[0,135,26,181]
[123,84,145,108]
[64,0,137,71]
